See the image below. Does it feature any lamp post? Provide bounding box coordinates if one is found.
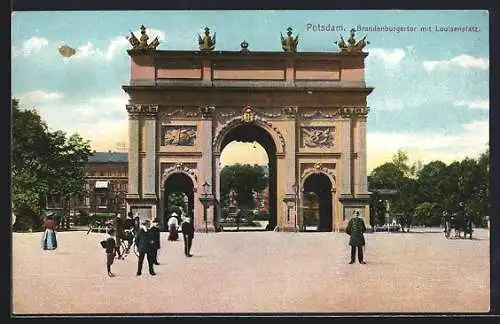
[199,181,213,234]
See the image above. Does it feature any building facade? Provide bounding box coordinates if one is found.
[85,151,128,215]
[122,26,373,232]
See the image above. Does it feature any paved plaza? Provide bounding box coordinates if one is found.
[12,228,490,315]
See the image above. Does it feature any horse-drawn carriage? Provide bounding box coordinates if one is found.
[443,212,473,239]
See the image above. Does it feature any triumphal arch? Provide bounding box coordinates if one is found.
[123,25,373,232]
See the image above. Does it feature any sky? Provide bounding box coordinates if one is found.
[11,10,489,173]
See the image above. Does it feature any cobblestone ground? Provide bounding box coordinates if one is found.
[12,228,490,314]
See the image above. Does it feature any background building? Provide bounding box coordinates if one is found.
[45,151,128,217]
[85,151,128,215]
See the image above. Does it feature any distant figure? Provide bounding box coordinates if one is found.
[114,214,124,259]
[150,218,161,265]
[167,213,179,241]
[135,219,156,276]
[42,213,58,250]
[345,210,366,264]
[133,215,140,238]
[125,212,135,230]
[101,228,117,277]
[181,217,195,257]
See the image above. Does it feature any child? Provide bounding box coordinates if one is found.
[101,228,117,277]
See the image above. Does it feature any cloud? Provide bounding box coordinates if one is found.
[423,55,489,72]
[65,28,166,61]
[368,48,406,64]
[370,98,405,111]
[453,100,489,110]
[16,90,63,104]
[12,36,49,57]
[30,93,130,150]
[366,119,489,172]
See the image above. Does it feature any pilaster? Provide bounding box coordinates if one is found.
[126,104,140,199]
[142,105,158,199]
[340,112,352,198]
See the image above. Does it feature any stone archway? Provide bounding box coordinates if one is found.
[215,121,279,230]
[123,44,373,232]
[162,172,195,231]
[302,173,333,232]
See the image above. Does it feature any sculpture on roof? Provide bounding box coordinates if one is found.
[335,28,369,53]
[280,27,299,53]
[127,25,160,50]
[198,27,216,51]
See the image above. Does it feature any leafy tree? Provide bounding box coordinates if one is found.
[220,164,268,211]
[369,148,489,228]
[12,98,92,230]
[167,192,186,217]
[412,202,438,226]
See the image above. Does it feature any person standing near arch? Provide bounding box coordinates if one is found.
[181,217,195,257]
[167,212,179,241]
[346,209,366,264]
[135,219,156,276]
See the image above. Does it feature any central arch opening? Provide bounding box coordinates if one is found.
[219,123,277,231]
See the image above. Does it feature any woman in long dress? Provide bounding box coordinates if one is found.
[167,213,179,241]
[42,214,58,250]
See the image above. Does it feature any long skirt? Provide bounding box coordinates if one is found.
[168,224,179,241]
[42,229,58,250]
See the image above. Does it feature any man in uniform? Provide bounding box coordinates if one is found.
[346,209,367,264]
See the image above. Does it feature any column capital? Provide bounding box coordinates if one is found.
[340,106,369,119]
[126,104,159,118]
[199,105,215,118]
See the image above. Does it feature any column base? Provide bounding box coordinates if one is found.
[274,226,299,232]
[143,193,158,200]
[126,193,141,200]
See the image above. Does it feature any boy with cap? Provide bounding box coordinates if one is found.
[101,228,117,277]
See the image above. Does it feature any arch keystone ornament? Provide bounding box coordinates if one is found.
[122,34,373,232]
[242,105,256,123]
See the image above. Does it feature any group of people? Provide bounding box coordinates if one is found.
[103,212,195,277]
[41,209,367,274]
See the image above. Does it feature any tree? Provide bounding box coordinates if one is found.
[413,202,438,226]
[167,192,186,217]
[220,164,268,210]
[12,98,92,230]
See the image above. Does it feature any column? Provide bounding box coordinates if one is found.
[281,108,297,231]
[340,116,352,196]
[126,105,140,199]
[357,117,369,194]
[198,106,215,232]
[142,105,158,199]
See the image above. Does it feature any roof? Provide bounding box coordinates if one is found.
[88,152,128,163]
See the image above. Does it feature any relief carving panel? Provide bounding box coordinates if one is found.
[301,127,335,148]
[162,126,197,146]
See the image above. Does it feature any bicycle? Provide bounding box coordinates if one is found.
[116,229,139,257]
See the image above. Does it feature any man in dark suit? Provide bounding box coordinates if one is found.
[346,209,367,264]
[135,219,156,276]
[150,218,161,265]
[181,217,195,257]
